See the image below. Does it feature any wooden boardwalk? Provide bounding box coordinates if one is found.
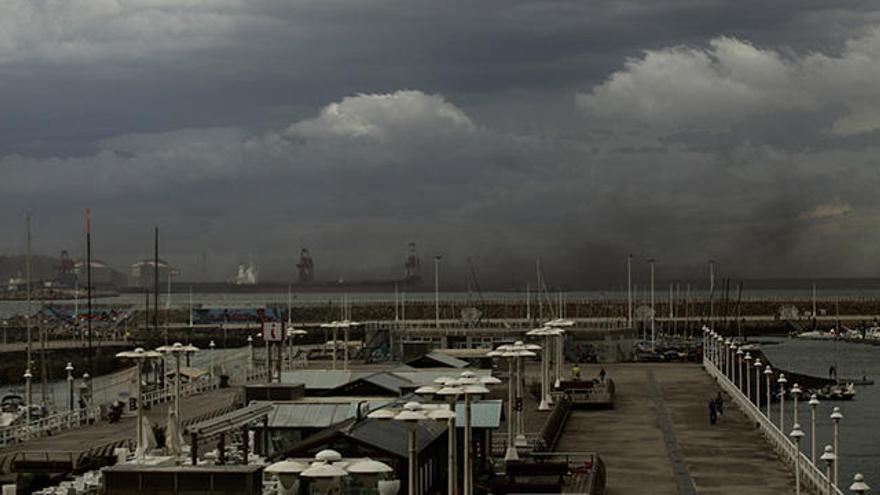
[0,387,240,476]
[556,363,796,494]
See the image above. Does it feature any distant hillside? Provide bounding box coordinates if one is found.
[0,255,60,282]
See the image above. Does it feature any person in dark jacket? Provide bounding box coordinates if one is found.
[709,399,718,425]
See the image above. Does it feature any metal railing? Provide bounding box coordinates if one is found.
[0,406,101,447]
[140,377,219,409]
[704,356,842,495]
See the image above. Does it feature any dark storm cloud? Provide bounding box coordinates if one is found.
[3,1,880,286]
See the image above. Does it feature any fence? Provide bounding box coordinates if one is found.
[0,405,101,447]
[703,352,842,495]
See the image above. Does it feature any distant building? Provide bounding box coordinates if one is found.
[75,259,121,287]
[231,261,258,285]
[128,259,179,288]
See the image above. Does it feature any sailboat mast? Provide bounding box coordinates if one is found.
[154,227,161,343]
[25,213,32,372]
[86,209,93,383]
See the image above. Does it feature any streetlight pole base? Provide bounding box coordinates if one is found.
[515,434,529,448]
[538,399,551,411]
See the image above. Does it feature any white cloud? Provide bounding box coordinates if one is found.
[0,0,242,63]
[286,91,475,141]
[577,29,880,136]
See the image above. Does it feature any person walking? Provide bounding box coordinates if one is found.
[599,367,607,382]
[709,398,718,425]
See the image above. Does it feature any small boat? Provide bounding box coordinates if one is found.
[815,383,856,401]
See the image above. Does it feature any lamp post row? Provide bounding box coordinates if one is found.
[702,327,869,494]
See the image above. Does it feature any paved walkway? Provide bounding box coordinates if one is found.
[0,387,240,473]
[557,363,796,494]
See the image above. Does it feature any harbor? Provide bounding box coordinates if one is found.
[0,296,872,493]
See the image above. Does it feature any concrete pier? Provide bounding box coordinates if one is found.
[557,363,795,494]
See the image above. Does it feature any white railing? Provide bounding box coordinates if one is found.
[140,378,219,409]
[704,357,842,495]
[245,365,269,384]
[0,406,101,447]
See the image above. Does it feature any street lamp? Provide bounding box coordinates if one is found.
[370,402,425,495]
[24,368,32,428]
[722,339,731,376]
[735,347,743,390]
[300,449,351,493]
[490,344,533,461]
[156,342,199,453]
[831,406,844,486]
[764,366,773,419]
[753,358,762,410]
[264,459,307,495]
[65,362,75,411]
[116,347,162,459]
[777,373,788,433]
[744,353,752,402]
[457,373,493,495]
[435,385,463,495]
[545,318,574,388]
[208,340,216,384]
[849,473,871,494]
[791,383,802,429]
[247,335,254,371]
[809,394,820,465]
[790,423,804,495]
[526,328,553,410]
[728,342,736,382]
[821,445,837,495]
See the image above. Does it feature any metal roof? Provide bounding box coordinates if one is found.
[348,418,447,457]
[361,372,413,393]
[185,403,273,436]
[279,370,366,390]
[264,401,389,429]
[405,352,470,368]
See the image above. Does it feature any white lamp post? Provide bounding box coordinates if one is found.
[526,329,552,410]
[156,342,199,443]
[301,449,350,493]
[809,394,820,465]
[65,362,75,411]
[724,339,731,376]
[849,473,871,494]
[208,340,216,384]
[24,369,32,429]
[777,373,788,433]
[489,347,518,462]
[831,406,844,486]
[753,358,762,410]
[247,335,254,371]
[791,423,804,495]
[764,366,773,419]
[735,347,743,389]
[821,445,837,495]
[435,385,463,495]
[728,342,736,382]
[791,383,802,429]
[115,347,162,459]
[744,353,752,402]
[460,378,491,495]
[370,403,424,495]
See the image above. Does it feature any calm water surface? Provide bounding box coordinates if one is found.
[761,336,880,485]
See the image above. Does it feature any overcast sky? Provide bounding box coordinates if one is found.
[3,1,880,287]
